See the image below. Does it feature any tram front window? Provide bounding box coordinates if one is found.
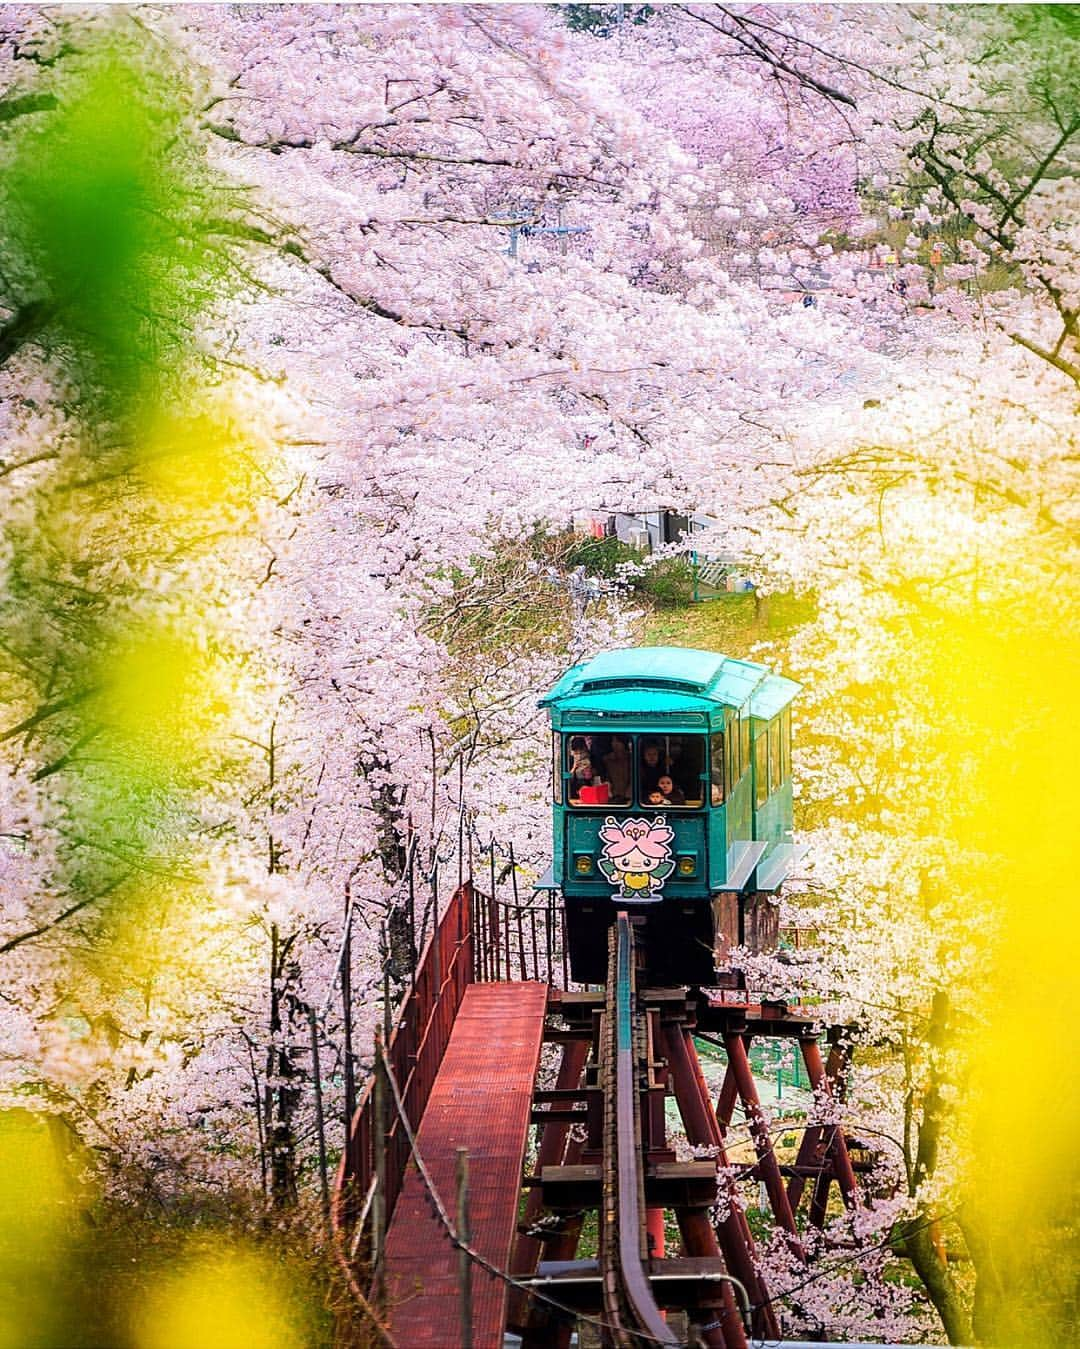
[639,735,705,808]
[565,732,628,806]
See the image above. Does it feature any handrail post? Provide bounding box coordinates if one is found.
[372,1027,388,1310]
[504,886,512,981]
[382,934,393,1049]
[469,881,478,983]
[456,1148,474,1349]
[308,1008,331,1237]
[546,888,555,986]
[432,864,440,988]
[488,848,499,980]
[343,882,356,1135]
[512,846,527,981]
[458,758,465,893]
[407,829,418,990]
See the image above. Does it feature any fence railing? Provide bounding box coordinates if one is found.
[333,879,473,1251]
[331,837,571,1276]
[471,853,569,989]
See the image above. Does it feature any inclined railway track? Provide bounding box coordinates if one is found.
[600,912,680,1348]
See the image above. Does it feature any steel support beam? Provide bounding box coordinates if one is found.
[660,1021,780,1341]
[723,1031,805,1258]
[675,1209,748,1349]
[512,1037,590,1283]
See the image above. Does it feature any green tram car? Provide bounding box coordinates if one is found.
[538,647,802,985]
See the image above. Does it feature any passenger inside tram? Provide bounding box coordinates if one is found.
[565,734,705,807]
[640,739,664,797]
[602,735,631,803]
[647,773,686,806]
[641,735,704,807]
[569,753,599,799]
[567,735,591,778]
[567,734,610,804]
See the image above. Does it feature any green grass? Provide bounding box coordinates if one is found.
[643,591,817,659]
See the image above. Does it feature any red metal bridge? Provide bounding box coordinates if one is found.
[332,878,864,1348]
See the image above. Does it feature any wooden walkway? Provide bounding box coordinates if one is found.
[384,981,548,1348]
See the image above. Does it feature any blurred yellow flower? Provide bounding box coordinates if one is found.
[133,1245,308,1349]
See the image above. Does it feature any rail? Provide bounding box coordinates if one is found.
[602,912,679,1347]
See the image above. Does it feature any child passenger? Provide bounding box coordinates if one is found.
[648,774,686,806]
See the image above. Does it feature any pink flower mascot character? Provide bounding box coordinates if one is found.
[597,816,675,901]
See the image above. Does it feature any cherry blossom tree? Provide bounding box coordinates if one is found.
[3,4,1073,1344]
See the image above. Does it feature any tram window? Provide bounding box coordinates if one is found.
[710,733,725,805]
[565,733,610,806]
[781,708,792,780]
[740,713,750,778]
[552,732,562,804]
[769,718,782,794]
[754,730,769,808]
[725,718,738,790]
[640,735,705,809]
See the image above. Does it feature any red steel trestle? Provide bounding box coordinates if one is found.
[513,985,868,1348]
[514,977,752,1346]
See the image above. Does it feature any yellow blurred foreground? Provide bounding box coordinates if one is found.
[929,607,1080,1344]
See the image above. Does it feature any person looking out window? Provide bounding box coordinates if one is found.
[648,774,686,806]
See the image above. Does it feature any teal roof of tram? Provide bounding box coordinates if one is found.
[539,646,801,717]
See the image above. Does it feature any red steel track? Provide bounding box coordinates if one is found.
[383,981,548,1348]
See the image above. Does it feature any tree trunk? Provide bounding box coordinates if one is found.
[898,1220,973,1346]
[957,1206,1004,1345]
[896,991,974,1344]
[267,921,299,1208]
[358,750,412,979]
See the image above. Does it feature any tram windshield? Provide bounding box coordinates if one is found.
[564,733,631,806]
[638,734,705,809]
[562,733,705,808]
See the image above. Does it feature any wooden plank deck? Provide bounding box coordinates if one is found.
[384,981,549,1348]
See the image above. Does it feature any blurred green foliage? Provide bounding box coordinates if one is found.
[0,1109,330,1349]
[0,27,252,909]
[1,40,233,426]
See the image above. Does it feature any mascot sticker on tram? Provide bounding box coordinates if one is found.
[597,816,675,901]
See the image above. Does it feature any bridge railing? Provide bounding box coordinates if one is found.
[332,825,571,1284]
[470,862,569,989]
[334,879,474,1253]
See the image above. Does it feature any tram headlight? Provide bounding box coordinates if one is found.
[677,854,697,877]
[574,855,594,875]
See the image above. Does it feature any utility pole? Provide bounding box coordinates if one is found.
[544,564,603,661]
[493,206,590,262]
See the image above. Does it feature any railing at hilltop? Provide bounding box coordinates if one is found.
[473,842,569,989]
